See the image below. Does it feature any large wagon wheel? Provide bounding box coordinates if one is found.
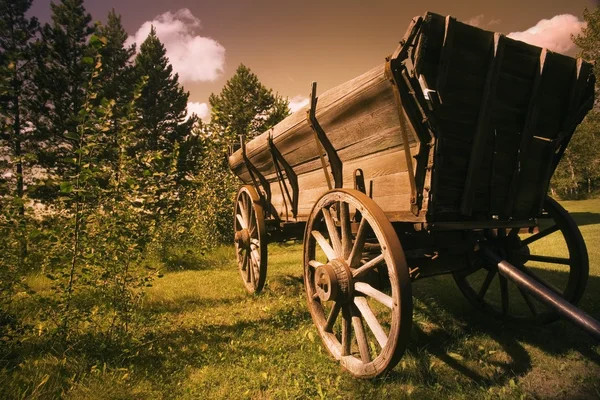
[234,185,267,293]
[453,196,588,324]
[304,189,412,378]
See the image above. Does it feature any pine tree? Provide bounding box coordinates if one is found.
[133,26,194,155]
[0,0,40,259]
[95,9,136,165]
[132,27,197,217]
[551,6,600,197]
[34,0,94,180]
[208,64,290,144]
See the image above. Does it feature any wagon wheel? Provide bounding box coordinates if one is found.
[234,185,267,293]
[453,196,589,324]
[304,189,412,378]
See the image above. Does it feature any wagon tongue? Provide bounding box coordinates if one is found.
[482,247,600,341]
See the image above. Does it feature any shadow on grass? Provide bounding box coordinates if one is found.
[407,265,600,390]
[568,212,600,227]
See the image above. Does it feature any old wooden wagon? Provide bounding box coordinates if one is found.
[228,12,600,378]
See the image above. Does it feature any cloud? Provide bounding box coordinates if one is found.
[508,14,586,54]
[127,9,225,83]
[465,14,485,27]
[187,102,210,121]
[465,14,501,28]
[288,95,309,113]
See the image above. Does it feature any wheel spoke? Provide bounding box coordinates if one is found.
[477,269,497,300]
[499,274,509,316]
[244,195,252,225]
[322,207,343,257]
[325,302,342,333]
[354,282,393,309]
[525,254,570,265]
[517,286,539,316]
[251,248,261,266]
[351,305,371,363]
[354,297,388,348]
[312,230,338,261]
[341,305,351,356]
[521,224,559,246]
[352,254,385,279]
[347,218,367,268]
[249,225,257,237]
[244,256,250,282]
[239,199,247,224]
[308,260,324,269]
[340,202,353,259]
[236,213,247,230]
[248,204,256,233]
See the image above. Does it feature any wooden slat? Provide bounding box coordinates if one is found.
[461,33,505,215]
[436,15,456,99]
[504,48,547,217]
[534,57,582,214]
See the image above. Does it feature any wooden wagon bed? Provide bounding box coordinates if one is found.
[228,12,594,225]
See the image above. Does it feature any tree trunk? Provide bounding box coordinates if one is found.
[12,73,28,260]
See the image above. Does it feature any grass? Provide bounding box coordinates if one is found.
[3,199,600,399]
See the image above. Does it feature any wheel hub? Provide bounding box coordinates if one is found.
[235,229,251,249]
[314,259,352,302]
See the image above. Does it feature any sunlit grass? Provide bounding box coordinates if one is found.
[4,200,600,399]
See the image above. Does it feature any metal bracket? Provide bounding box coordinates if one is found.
[307,82,343,189]
[268,133,299,219]
[353,169,366,194]
[240,135,276,220]
[385,61,418,214]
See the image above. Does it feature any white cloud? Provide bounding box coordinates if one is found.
[288,95,309,113]
[127,9,225,83]
[465,14,501,28]
[508,14,586,54]
[465,14,485,27]
[187,102,210,121]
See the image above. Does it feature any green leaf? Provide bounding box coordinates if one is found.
[64,132,79,141]
[82,56,94,65]
[60,182,73,194]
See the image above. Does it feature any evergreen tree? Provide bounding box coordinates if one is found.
[34,0,94,180]
[133,26,194,155]
[95,9,136,165]
[208,64,290,144]
[552,6,600,197]
[0,0,40,259]
[574,6,600,102]
[132,27,197,216]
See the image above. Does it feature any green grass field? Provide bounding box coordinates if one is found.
[5,200,600,399]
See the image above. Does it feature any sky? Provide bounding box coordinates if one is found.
[29,0,600,120]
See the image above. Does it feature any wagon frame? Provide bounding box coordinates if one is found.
[229,12,600,378]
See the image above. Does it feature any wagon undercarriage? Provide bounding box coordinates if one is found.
[229,11,600,378]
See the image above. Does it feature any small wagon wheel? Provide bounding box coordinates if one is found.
[453,196,589,324]
[304,189,412,378]
[234,185,267,293]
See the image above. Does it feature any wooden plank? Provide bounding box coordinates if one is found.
[436,15,456,101]
[534,57,587,214]
[504,47,546,217]
[461,33,505,215]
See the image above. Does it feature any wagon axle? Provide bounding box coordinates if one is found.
[482,248,600,341]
